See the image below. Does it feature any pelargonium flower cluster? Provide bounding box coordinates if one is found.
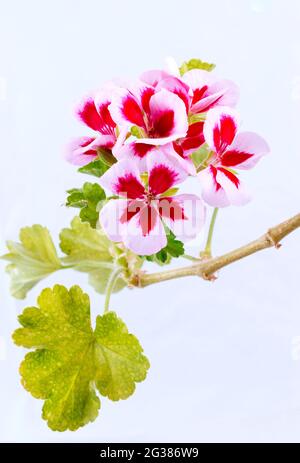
[66,58,270,255]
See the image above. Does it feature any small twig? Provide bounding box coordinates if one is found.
[182,254,200,262]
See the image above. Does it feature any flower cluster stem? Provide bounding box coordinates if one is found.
[104,267,124,313]
[202,208,219,258]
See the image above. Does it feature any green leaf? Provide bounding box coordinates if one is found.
[147,248,171,265]
[78,159,110,177]
[13,285,150,431]
[66,182,106,228]
[164,230,185,258]
[94,310,150,400]
[59,217,126,294]
[146,229,184,265]
[179,58,216,75]
[1,225,62,299]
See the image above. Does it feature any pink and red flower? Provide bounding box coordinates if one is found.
[65,60,271,257]
[182,69,239,115]
[198,107,270,207]
[99,150,206,255]
[138,67,238,163]
[141,66,239,117]
[109,84,188,146]
[65,89,119,166]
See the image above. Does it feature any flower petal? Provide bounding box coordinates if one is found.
[156,76,190,113]
[164,56,181,77]
[109,88,145,129]
[123,205,167,255]
[111,126,130,158]
[221,131,270,169]
[93,90,116,136]
[204,106,240,154]
[198,166,251,207]
[216,168,251,206]
[64,136,98,166]
[165,143,197,176]
[174,121,205,156]
[140,70,171,87]
[114,142,156,171]
[147,148,188,195]
[137,89,188,145]
[158,194,206,241]
[75,95,103,132]
[182,69,212,90]
[192,78,239,113]
[182,70,239,113]
[99,159,145,199]
[198,166,230,207]
[99,198,131,242]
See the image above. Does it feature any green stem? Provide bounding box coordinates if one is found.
[182,254,200,262]
[202,208,219,257]
[104,267,124,313]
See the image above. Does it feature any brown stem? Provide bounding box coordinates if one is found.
[134,212,300,288]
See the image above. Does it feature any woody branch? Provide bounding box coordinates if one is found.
[132,212,300,287]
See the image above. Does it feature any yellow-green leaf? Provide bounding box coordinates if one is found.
[2,225,62,299]
[59,217,126,294]
[13,285,150,431]
[94,311,150,401]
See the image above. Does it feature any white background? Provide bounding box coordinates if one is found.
[0,0,299,443]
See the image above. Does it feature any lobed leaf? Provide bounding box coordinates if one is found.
[66,182,106,228]
[78,159,110,178]
[1,225,62,299]
[94,311,150,401]
[59,217,126,293]
[13,285,150,431]
[146,229,184,265]
[78,150,116,178]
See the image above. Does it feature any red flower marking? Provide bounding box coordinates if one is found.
[210,165,222,191]
[139,205,158,236]
[98,102,116,134]
[149,164,178,196]
[218,167,240,188]
[120,200,144,223]
[115,174,145,199]
[140,87,155,113]
[192,86,208,106]
[78,99,103,132]
[158,197,186,221]
[132,143,155,159]
[151,110,174,138]
[122,95,145,128]
[213,115,237,153]
[220,150,253,167]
